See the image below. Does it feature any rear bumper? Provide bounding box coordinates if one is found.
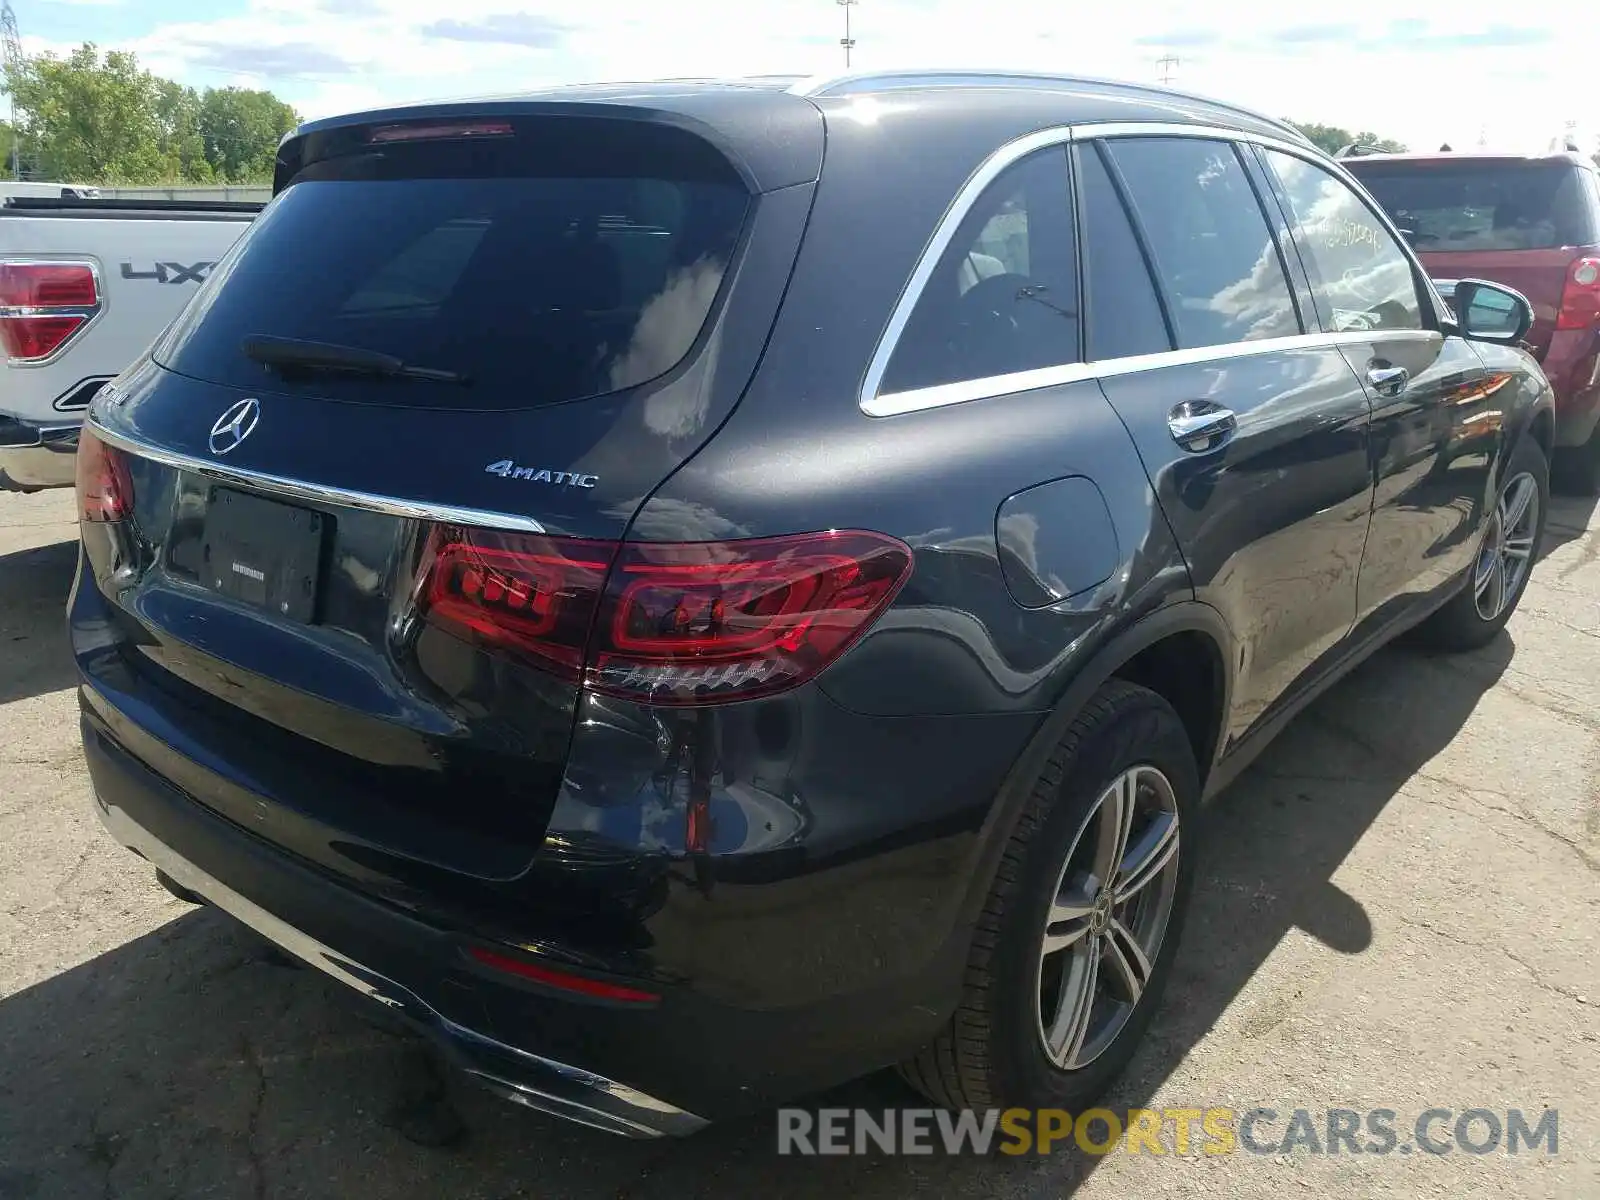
[83,710,706,1138]
[0,414,79,491]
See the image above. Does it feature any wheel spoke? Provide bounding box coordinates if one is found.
[1502,477,1534,533]
[1091,770,1137,885]
[1103,918,1153,1005]
[1046,938,1100,1067]
[1115,810,1179,902]
[1042,886,1095,956]
[1473,544,1497,598]
[1503,534,1535,562]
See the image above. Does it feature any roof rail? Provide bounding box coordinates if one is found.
[787,68,1311,145]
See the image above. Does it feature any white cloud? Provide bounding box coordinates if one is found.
[19,0,1597,153]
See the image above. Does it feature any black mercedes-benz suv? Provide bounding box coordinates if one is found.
[72,71,1553,1136]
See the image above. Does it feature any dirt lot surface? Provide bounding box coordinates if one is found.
[2,486,1596,1198]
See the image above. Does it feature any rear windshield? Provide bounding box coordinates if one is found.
[153,119,750,409]
[1346,161,1596,252]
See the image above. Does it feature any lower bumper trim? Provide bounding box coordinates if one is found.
[97,799,708,1139]
[0,420,78,491]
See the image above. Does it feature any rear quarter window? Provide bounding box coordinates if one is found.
[153,120,750,411]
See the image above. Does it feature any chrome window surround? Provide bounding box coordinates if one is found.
[87,417,549,534]
[860,121,1433,418]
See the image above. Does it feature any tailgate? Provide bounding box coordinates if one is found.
[75,103,821,900]
[1419,247,1577,356]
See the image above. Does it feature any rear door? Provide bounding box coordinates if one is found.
[1080,135,1374,747]
[1259,148,1497,621]
[79,107,820,898]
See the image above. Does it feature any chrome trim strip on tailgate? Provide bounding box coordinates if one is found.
[96,797,705,1138]
[86,417,548,534]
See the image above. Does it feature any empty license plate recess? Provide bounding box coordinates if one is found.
[199,487,326,621]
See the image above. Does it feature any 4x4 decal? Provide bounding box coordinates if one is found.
[120,261,215,285]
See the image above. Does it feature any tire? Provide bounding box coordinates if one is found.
[899,680,1199,1112]
[1418,434,1548,651]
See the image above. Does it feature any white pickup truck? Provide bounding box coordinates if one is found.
[0,196,259,492]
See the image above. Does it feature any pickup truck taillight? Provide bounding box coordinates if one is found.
[0,260,102,363]
[1555,257,1600,332]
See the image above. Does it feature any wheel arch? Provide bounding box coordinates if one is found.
[954,600,1235,932]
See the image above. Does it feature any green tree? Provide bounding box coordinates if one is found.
[154,79,213,183]
[2,43,298,185]
[3,44,168,183]
[1288,120,1406,156]
[198,87,298,183]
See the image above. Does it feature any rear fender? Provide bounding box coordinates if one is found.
[951,599,1235,934]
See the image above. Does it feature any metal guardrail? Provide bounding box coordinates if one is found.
[97,185,272,203]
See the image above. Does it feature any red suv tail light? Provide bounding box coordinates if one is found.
[419,527,913,705]
[422,528,614,680]
[0,260,102,363]
[1556,256,1600,332]
[75,427,134,523]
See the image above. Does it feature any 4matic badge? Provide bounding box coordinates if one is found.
[484,460,598,488]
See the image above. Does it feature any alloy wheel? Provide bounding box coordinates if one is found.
[1037,765,1181,1070]
[1473,471,1539,622]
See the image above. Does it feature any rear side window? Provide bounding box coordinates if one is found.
[880,148,1080,395]
[1077,143,1172,360]
[154,120,749,410]
[1106,138,1300,349]
[1346,161,1598,251]
[1263,150,1422,334]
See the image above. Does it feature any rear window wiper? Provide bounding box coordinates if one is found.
[241,335,469,384]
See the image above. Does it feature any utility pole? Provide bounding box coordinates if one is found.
[2,0,22,180]
[837,0,857,69]
[1156,54,1179,85]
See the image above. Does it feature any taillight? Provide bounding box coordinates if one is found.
[0,260,101,363]
[75,427,134,523]
[1556,256,1600,332]
[419,527,913,705]
[589,532,913,703]
[422,527,613,680]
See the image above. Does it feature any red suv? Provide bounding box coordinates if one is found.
[1346,151,1600,489]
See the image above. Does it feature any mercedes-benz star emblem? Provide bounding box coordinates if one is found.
[209,398,260,456]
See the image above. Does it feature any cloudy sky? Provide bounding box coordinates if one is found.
[19,0,1593,154]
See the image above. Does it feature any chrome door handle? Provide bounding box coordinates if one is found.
[1367,365,1410,397]
[1167,401,1237,451]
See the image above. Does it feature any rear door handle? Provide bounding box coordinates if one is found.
[1167,401,1237,452]
[1367,365,1410,397]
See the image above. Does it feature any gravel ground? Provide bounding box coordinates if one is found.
[1,485,1596,1199]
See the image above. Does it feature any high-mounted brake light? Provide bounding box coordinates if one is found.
[1556,256,1600,332]
[418,527,913,705]
[368,120,514,144]
[0,260,101,363]
[75,427,134,523]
